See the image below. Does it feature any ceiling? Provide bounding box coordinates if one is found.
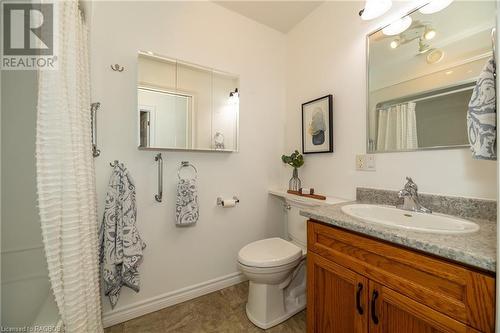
[369,1,495,90]
[214,1,323,33]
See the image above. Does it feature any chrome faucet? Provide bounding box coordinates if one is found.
[397,177,432,214]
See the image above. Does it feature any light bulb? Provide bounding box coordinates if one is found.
[419,0,453,14]
[390,40,400,49]
[424,29,436,40]
[360,0,392,20]
[382,16,412,36]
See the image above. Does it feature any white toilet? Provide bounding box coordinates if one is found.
[237,196,313,329]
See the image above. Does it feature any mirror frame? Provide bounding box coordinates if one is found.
[364,3,488,154]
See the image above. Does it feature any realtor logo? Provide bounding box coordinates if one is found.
[2,1,58,70]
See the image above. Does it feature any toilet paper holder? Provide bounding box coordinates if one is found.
[217,196,240,207]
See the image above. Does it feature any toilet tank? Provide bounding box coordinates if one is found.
[285,197,319,249]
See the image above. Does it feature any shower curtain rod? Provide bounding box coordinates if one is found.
[376,81,475,110]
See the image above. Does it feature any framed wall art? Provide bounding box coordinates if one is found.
[302,94,333,154]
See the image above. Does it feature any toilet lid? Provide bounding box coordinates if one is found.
[238,238,302,268]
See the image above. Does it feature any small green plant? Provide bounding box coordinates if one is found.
[281,150,304,169]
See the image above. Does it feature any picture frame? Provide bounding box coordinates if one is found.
[302,94,333,154]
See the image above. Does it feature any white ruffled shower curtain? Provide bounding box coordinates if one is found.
[36,1,103,332]
[376,102,418,151]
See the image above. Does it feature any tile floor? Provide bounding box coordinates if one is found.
[104,282,306,333]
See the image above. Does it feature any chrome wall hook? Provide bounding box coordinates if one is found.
[110,64,124,72]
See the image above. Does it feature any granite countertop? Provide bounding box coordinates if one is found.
[300,201,497,272]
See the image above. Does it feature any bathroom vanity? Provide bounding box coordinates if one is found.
[302,189,496,333]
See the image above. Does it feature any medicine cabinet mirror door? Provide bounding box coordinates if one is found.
[137,52,239,152]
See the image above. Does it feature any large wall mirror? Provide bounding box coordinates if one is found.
[367,1,496,153]
[137,52,239,152]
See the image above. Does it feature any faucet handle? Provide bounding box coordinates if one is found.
[405,177,417,188]
[402,176,419,196]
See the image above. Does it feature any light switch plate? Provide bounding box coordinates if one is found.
[366,155,376,170]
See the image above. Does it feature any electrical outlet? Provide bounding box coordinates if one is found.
[356,154,376,171]
[355,155,365,170]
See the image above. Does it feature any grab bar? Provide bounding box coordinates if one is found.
[492,28,496,61]
[155,153,163,202]
[91,102,101,157]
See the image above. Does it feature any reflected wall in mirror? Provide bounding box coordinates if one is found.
[367,1,496,153]
[137,52,239,151]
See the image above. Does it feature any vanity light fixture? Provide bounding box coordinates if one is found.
[418,38,431,54]
[419,0,453,14]
[382,16,412,36]
[229,88,239,98]
[359,0,392,21]
[229,88,240,105]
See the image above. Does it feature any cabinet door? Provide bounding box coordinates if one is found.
[307,252,368,333]
[368,282,479,333]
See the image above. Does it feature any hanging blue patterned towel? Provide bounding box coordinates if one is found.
[176,178,199,226]
[100,163,146,308]
[467,57,497,160]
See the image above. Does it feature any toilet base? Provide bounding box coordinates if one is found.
[246,300,305,330]
[245,261,307,329]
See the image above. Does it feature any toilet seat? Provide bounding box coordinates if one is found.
[238,238,302,268]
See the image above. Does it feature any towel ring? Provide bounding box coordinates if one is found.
[178,161,198,180]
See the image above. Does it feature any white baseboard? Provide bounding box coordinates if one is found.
[102,272,247,328]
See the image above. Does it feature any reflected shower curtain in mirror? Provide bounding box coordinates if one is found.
[376,102,418,151]
[36,1,104,332]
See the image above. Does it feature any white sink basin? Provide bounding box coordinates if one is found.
[341,204,479,234]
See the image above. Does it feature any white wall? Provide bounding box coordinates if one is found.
[89,1,286,321]
[285,1,497,200]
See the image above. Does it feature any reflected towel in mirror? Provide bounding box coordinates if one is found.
[467,57,496,160]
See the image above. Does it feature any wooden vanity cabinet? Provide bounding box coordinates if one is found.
[307,220,495,333]
[307,252,369,333]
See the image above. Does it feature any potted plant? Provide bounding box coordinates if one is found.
[281,150,304,191]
